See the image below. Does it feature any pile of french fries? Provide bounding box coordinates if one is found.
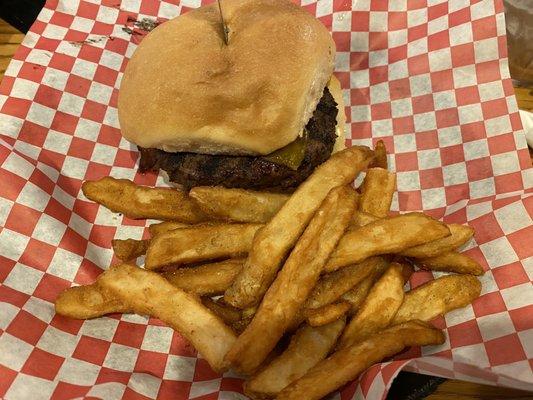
[55,143,483,400]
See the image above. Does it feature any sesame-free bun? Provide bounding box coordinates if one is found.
[118,0,335,156]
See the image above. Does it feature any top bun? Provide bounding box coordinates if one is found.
[118,0,335,156]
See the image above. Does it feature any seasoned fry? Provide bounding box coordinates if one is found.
[231,306,258,334]
[372,139,388,169]
[359,168,396,218]
[351,210,380,228]
[244,319,345,399]
[341,274,377,315]
[55,284,130,319]
[148,221,191,237]
[392,274,481,324]
[82,177,208,222]
[224,146,374,308]
[351,214,473,264]
[56,259,244,319]
[112,239,150,261]
[145,223,262,270]
[325,213,450,272]
[98,263,236,372]
[277,321,445,400]
[401,224,474,258]
[162,258,244,295]
[339,263,405,348]
[306,257,387,309]
[201,297,242,325]
[305,302,351,327]
[417,251,484,275]
[224,186,357,374]
[189,187,289,223]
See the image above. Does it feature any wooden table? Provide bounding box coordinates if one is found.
[0,17,531,400]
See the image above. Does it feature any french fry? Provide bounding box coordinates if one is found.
[112,239,150,261]
[55,284,131,319]
[392,274,481,324]
[340,259,407,315]
[277,321,445,400]
[351,214,474,261]
[339,263,405,348]
[341,274,377,315]
[325,213,450,272]
[148,221,191,236]
[305,302,351,327]
[145,223,262,270]
[224,146,374,309]
[231,306,258,334]
[189,187,289,223]
[401,224,474,258]
[351,210,380,228]
[359,168,396,218]
[372,139,388,169]
[82,177,208,222]
[201,297,242,325]
[232,316,253,334]
[98,263,236,372]
[56,259,244,319]
[224,186,358,374]
[244,319,345,399]
[416,251,484,275]
[306,257,387,309]
[162,258,244,295]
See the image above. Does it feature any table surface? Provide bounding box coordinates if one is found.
[0,18,532,400]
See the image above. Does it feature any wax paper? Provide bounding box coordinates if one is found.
[0,0,532,399]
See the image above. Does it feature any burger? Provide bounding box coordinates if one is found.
[118,0,346,191]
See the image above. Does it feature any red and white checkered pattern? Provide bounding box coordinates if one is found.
[0,0,532,398]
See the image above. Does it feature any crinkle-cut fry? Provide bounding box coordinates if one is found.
[359,168,396,218]
[224,186,358,374]
[112,239,150,261]
[306,257,387,309]
[244,319,345,399]
[55,284,131,319]
[145,223,262,270]
[82,177,208,222]
[277,321,445,400]
[148,221,192,237]
[416,251,484,275]
[401,224,474,258]
[325,212,451,272]
[189,187,289,224]
[98,263,236,372]
[224,146,374,309]
[162,258,244,296]
[339,263,405,348]
[305,302,351,327]
[201,297,242,325]
[392,274,481,325]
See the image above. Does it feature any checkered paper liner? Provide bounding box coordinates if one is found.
[0,0,532,398]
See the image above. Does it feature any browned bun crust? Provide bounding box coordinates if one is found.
[118,0,335,156]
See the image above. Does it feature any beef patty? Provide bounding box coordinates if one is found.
[138,87,339,191]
